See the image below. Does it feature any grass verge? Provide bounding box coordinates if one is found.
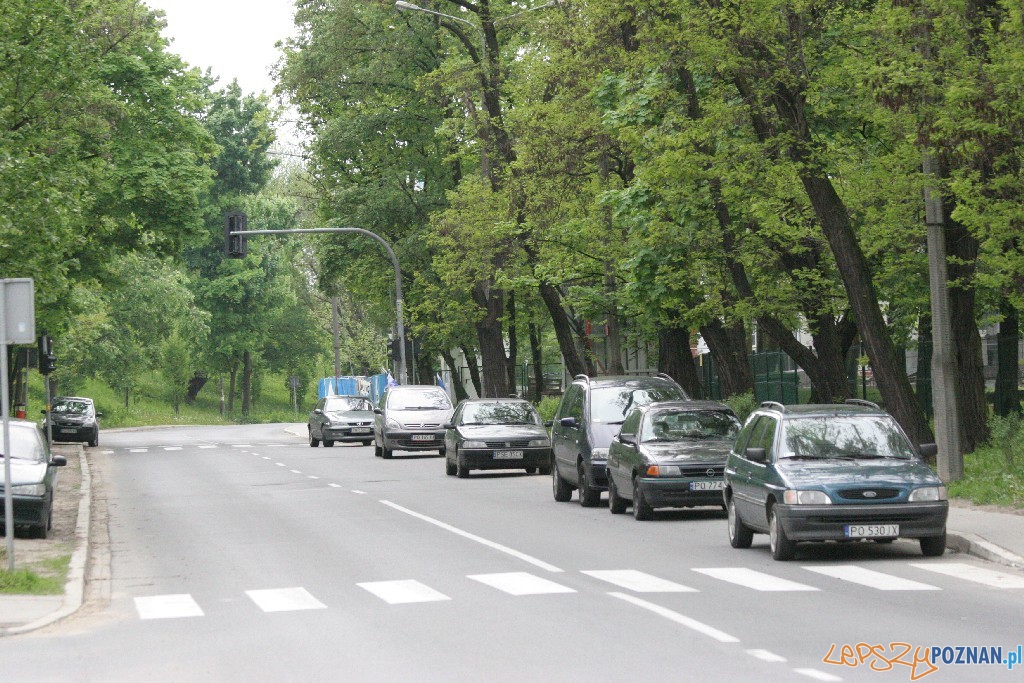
[948,414,1024,509]
[0,555,70,595]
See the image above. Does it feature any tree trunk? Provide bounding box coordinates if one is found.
[945,218,990,450]
[995,298,1020,416]
[185,372,207,404]
[916,315,934,417]
[604,263,626,375]
[472,281,509,398]
[460,344,483,398]
[538,280,587,378]
[529,322,545,403]
[228,364,237,415]
[440,350,470,403]
[506,292,518,394]
[699,318,753,398]
[658,326,703,398]
[241,351,252,417]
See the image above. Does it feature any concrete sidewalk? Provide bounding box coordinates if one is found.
[2,443,1023,636]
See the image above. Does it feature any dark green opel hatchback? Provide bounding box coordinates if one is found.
[723,400,948,561]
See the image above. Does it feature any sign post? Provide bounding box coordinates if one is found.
[2,278,36,570]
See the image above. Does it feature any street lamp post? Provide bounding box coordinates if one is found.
[234,227,409,385]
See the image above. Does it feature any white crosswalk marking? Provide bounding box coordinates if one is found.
[693,567,819,591]
[163,446,182,451]
[198,445,216,449]
[795,668,843,681]
[246,587,327,612]
[804,565,939,591]
[582,570,697,593]
[468,572,575,596]
[135,594,204,620]
[911,562,1024,588]
[128,448,148,453]
[358,580,451,604]
[231,444,252,448]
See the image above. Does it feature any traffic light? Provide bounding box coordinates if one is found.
[224,212,248,258]
[37,334,56,375]
[387,337,400,362]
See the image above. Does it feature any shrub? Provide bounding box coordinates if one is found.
[724,392,757,423]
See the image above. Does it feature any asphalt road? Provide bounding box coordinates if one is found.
[2,423,1023,682]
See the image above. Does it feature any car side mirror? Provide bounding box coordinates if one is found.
[50,455,67,467]
[744,447,767,463]
[95,412,104,418]
[41,409,46,415]
[443,423,455,430]
[374,408,382,415]
[918,443,938,459]
[313,408,323,415]
[559,416,578,428]
[618,433,636,445]
[543,420,553,427]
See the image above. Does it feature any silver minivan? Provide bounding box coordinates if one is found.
[373,385,454,458]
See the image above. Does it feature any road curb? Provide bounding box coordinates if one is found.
[1,445,90,637]
[947,531,1024,570]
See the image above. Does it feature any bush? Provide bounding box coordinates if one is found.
[535,395,562,423]
[724,392,757,423]
[948,413,1024,508]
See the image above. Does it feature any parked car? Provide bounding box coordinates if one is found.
[373,385,454,458]
[550,373,689,507]
[443,398,552,478]
[307,395,376,447]
[607,400,740,520]
[43,396,102,447]
[0,418,67,538]
[723,400,948,560]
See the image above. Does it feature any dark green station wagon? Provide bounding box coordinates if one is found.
[723,400,948,561]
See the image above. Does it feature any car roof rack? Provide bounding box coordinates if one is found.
[655,372,678,383]
[760,401,787,412]
[844,398,881,410]
[574,374,591,383]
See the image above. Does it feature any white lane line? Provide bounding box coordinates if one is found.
[231,444,253,448]
[262,456,272,460]
[135,594,204,620]
[911,562,1024,588]
[246,587,327,612]
[692,567,819,592]
[804,565,939,591]
[290,469,303,474]
[747,649,787,663]
[794,668,843,681]
[101,450,114,454]
[275,463,287,467]
[469,572,575,596]
[351,490,367,494]
[582,569,697,593]
[328,483,342,488]
[608,592,738,643]
[198,445,217,449]
[358,580,451,604]
[128,448,148,453]
[308,475,319,480]
[381,500,563,573]
[163,446,182,451]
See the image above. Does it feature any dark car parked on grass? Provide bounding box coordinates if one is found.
[444,398,552,478]
[607,400,740,520]
[0,419,67,538]
[373,385,454,458]
[308,395,376,447]
[550,373,689,507]
[724,400,948,561]
[43,396,102,447]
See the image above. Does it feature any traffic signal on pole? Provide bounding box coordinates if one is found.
[224,212,248,258]
[37,334,56,375]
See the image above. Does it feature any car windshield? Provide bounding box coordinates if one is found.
[53,400,90,415]
[324,397,372,412]
[459,402,540,426]
[590,385,686,423]
[0,424,46,462]
[389,389,452,411]
[640,409,740,442]
[779,415,916,460]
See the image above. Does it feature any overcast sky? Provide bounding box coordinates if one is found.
[146,0,296,97]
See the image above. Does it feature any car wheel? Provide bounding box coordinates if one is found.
[439,447,446,457]
[445,455,457,476]
[552,460,572,502]
[539,463,552,476]
[89,429,99,448]
[308,428,320,447]
[920,532,946,557]
[578,464,600,507]
[382,445,393,459]
[632,477,653,520]
[362,440,372,447]
[456,451,470,478]
[769,506,796,561]
[323,440,335,447]
[608,476,627,515]
[873,538,895,544]
[524,467,537,474]
[727,497,753,548]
